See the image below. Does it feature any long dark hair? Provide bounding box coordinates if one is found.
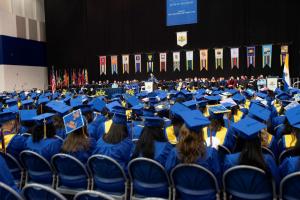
[208,118,224,132]
[32,123,56,143]
[103,123,128,144]
[61,126,90,153]
[238,136,268,171]
[132,126,166,159]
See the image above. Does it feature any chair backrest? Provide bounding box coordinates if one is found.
[87,154,127,192]
[51,153,90,188]
[262,147,275,160]
[171,164,219,198]
[0,152,23,178]
[223,165,275,200]
[279,148,294,164]
[218,145,231,155]
[19,150,54,184]
[22,183,67,200]
[74,190,116,200]
[280,172,300,200]
[0,182,24,200]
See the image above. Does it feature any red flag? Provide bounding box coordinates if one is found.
[51,66,56,93]
[72,69,76,85]
[63,69,69,87]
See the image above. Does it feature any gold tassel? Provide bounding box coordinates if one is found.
[43,119,47,139]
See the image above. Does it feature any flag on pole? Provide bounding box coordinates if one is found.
[230,48,239,69]
[134,54,142,73]
[159,52,167,72]
[200,49,208,71]
[84,68,88,84]
[72,69,76,85]
[51,66,56,93]
[147,54,154,73]
[173,52,180,71]
[247,46,256,68]
[111,55,118,75]
[215,48,223,69]
[122,55,130,74]
[262,44,272,68]
[283,54,290,90]
[63,69,69,87]
[280,45,289,67]
[186,51,193,70]
[99,56,106,75]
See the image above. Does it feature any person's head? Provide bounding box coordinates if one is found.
[209,117,224,132]
[61,126,90,153]
[103,112,128,144]
[177,124,206,163]
[52,115,65,130]
[31,123,56,143]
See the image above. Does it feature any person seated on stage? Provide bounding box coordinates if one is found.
[0,155,20,194]
[93,110,133,169]
[223,117,280,187]
[25,113,63,161]
[132,116,173,166]
[165,110,221,184]
[227,76,237,88]
[61,125,96,164]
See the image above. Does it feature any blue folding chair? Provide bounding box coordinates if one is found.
[280,172,300,200]
[0,152,24,189]
[223,165,276,200]
[0,182,24,200]
[87,154,128,199]
[19,150,55,187]
[22,183,67,200]
[128,158,172,200]
[74,190,116,200]
[170,164,220,200]
[51,153,91,195]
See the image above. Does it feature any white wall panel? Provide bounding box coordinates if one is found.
[0,0,12,13]
[0,65,48,91]
[12,0,24,17]
[36,0,45,22]
[0,11,17,37]
[24,0,35,19]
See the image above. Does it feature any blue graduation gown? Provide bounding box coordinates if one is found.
[93,137,134,169]
[223,152,280,188]
[6,134,27,160]
[0,155,20,194]
[26,137,63,161]
[88,115,106,141]
[55,128,66,139]
[279,156,300,178]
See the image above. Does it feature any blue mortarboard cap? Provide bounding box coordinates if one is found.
[38,97,49,105]
[70,97,83,107]
[142,108,156,117]
[77,104,92,114]
[285,105,300,126]
[274,88,283,95]
[179,110,210,132]
[90,98,106,112]
[157,92,168,101]
[289,88,300,95]
[19,109,37,122]
[33,113,55,125]
[183,100,198,110]
[276,92,292,101]
[144,116,163,127]
[131,104,144,116]
[209,105,230,120]
[232,93,246,104]
[256,92,268,99]
[195,94,204,101]
[6,98,18,106]
[106,101,122,112]
[112,112,127,125]
[244,89,255,97]
[64,95,72,102]
[0,111,17,125]
[204,95,221,102]
[249,103,271,122]
[112,105,126,114]
[4,105,19,113]
[125,96,140,107]
[21,99,34,106]
[51,103,73,116]
[232,117,266,139]
[196,89,206,95]
[227,89,238,95]
[170,103,191,118]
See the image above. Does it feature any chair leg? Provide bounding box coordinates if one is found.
[172,188,176,200]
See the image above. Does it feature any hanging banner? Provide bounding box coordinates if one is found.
[134,54,142,73]
[215,48,223,69]
[280,45,289,67]
[262,44,272,68]
[230,48,239,69]
[199,49,208,71]
[159,52,167,72]
[173,52,180,71]
[99,56,106,75]
[247,46,256,68]
[176,31,187,47]
[147,54,154,73]
[122,55,130,74]
[186,51,193,70]
[111,55,118,75]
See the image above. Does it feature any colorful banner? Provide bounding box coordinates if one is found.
[280,45,289,67]
[186,51,193,70]
[122,54,130,74]
[230,48,239,69]
[159,52,167,72]
[173,52,180,71]
[111,55,118,75]
[147,54,154,73]
[176,31,187,47]
[99,56,106,75]
[262,44,272,68]
[199,49,208,71]
[247,46,256,68]
[215,48,223,69]
[134,54,142,73]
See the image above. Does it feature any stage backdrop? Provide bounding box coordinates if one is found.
[44,0,300,82]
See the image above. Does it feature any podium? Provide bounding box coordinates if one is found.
[144,81,157,92]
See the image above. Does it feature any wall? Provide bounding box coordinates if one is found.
[0,0,47,92]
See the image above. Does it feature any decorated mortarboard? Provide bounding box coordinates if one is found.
[63,109,85,134]
[0,111,17,125]
[5,98,18,106]
[143,116,164,127]
[170,103,191,118]
[285,105,300,127]
[249,103,271,122]
[232,93,246,104]
[106,101,122,112]
[19,109,37,122]
[231,117,266,139]
[183,100,199,110]
[112,111,127,125]
[179,110,210,132]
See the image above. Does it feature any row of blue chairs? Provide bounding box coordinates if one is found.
[1,150,300,200]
